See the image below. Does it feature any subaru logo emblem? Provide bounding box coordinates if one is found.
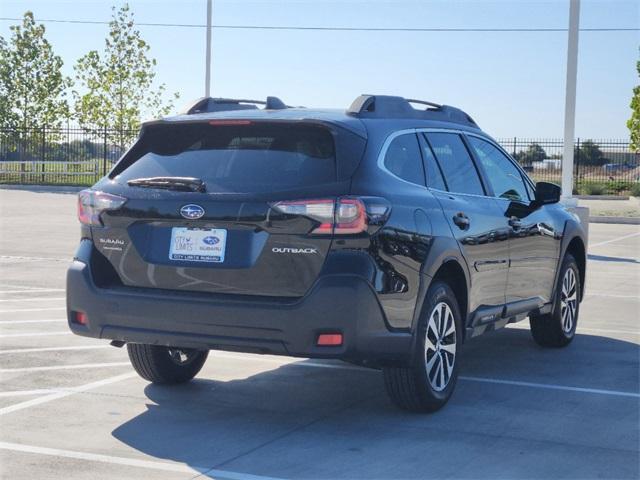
[180,204,205,220]
[203,236,219,245]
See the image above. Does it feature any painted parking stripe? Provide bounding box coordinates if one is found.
[458,376,640,398]
[0,297,66,303]
[0,442,285,480]
[0,345,111,354]
[0,284,62,291]
[0,331,71,338]
[0,372,137,416]
[0,319,65,324]
[0,307,66,313]
[0,288,65,294]
[589,231,640,248]
[0,255,69,262]
[585,293,639,300]
[0,362,130,373]
[214,352,640,398]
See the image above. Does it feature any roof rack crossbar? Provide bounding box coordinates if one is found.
[346,94,478,128]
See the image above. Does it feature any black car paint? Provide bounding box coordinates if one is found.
[67,108,586,366]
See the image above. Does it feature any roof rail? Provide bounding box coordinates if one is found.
[181,96,288,115]
[346,94,478,128]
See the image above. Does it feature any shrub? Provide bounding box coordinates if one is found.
[579,183,607,195]
[630,183,640,197]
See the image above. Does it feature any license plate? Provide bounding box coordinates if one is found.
[169,227,227,263]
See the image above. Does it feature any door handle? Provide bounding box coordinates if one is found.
[508,216,522,229]
[453,212,470,230]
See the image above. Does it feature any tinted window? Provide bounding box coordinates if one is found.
[424,132,484,195]
[114,123,336,193]
[468,136,529,202]
[419,135,447,190]
[383,134,425,185]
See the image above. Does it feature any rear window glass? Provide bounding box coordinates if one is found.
[114,123,336,193]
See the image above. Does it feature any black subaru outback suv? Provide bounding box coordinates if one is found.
[67,95,587,412]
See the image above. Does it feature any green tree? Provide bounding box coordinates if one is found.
[0,12,71,130]
[73,4,178,150]
[514,143,547,164]
[628,49,640,152]
[575,140,608,166]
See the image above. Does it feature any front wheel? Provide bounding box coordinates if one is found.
[530,253,581,348]
[127,344,208,384]
[383,281,462,413]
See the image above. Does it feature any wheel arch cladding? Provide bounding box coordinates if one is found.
[566,236,586,302]
[430,260,468,334]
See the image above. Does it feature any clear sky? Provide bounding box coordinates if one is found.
[1,0,638,139]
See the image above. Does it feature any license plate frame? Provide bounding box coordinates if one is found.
[169,227,227,263]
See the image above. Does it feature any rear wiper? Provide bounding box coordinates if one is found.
[126,177,206,193]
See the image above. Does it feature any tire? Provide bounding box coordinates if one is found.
[126,344,208,384]
[530,253,580,348]
[383,281,463,413]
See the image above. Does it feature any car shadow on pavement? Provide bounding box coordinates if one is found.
[111,327,640,479]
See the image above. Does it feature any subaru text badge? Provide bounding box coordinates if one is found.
[180,204,205,219]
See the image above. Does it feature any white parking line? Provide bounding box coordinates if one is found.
[0,442,284,480]
[0,362,130,373]
[0,345,111,354]
[0,372,137,416]
[0,331,70,338]
[459,376,640,398]
[0,255,69,262]
[589,231,640,248]
[0,284,62,291]
[585,293,639,300]
[506,324,639,336]
[0,319,65,324]
[0,289,65,294]
[0,297,65,303]
[0,307,66,313]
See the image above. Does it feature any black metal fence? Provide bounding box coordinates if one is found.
[0,127,638,195]
[496,138,639,195]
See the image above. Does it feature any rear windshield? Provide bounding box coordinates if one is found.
[113,122,336,193]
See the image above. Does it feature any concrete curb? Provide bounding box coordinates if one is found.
[590,216,640,225]
[0,184,84,194]
[577,195,630,201]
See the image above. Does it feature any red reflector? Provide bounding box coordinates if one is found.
[208,120,252,126]
[317,333,343,346]
[74,311,89,325]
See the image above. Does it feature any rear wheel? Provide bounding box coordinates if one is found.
[127,344,208,384]
[530,253,580,348]
[383,281,462,413]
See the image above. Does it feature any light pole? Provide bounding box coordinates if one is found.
[561,0,580,204]
[205,0,212,97]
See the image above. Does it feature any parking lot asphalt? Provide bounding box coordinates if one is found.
[0,187,638,480]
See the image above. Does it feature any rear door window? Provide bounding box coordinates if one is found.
[114,123,336,193]
[424,132,485,196]
[383,133,425,185]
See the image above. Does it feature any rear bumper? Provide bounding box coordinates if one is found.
[66,245,412,366]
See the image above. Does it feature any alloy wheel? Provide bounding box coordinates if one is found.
[560,268,578,333]
[425,302,457,392]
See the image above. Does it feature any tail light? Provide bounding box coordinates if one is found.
[271,197,390,235]
[78,190,127,226]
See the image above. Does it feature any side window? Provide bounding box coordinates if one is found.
[418,134,447,190]
[383,133,425,186]
[467,136,529,202]
[424,132,485,196]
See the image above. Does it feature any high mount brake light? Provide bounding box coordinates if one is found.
[271,197,371,235]
[208,120,252,126]
[77,190,127,226]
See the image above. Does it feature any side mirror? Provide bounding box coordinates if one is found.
[535,182,561,205]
